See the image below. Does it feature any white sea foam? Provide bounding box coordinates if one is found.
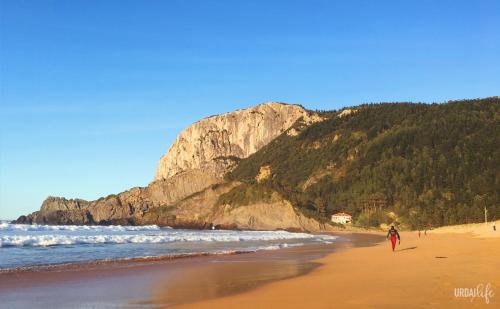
[253,242,306,251]
[0,223,337,248]
[0,223,161,232]
[0,223,338,269]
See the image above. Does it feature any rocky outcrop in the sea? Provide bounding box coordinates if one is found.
[15,102,330,231]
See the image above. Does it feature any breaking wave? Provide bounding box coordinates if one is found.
[0,223,162,232]
[0,223,337,248]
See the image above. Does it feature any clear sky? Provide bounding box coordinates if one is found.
[0,0,499,219]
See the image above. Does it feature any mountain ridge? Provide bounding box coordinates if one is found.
[15,97,500,231]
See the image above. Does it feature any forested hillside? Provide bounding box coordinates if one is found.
[221,98,500,229]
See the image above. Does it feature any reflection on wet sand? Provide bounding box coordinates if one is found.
[134,233,383,308]
[0,233,383,309]
[147,260,318,307]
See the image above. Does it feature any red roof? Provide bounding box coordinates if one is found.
[332,213,352,217]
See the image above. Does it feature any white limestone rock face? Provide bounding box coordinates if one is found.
[153,102,311,181]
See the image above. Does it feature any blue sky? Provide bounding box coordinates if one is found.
[1,0,499,219]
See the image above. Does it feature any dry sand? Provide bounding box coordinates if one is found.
[432,220,499,238]
[179,223,499,308]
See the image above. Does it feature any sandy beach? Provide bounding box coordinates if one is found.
[179,222,499,308]
[1,225,498,308]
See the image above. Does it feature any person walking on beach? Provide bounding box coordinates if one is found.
[387,226,401,252]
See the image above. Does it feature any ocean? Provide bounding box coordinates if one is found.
[0,222,336,270]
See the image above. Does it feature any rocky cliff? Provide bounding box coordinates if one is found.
[16,102,331,231]
[17,98,500,229]
[154,102,311,181]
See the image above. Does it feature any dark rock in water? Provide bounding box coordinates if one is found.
[14,209,94,225]
[12,197,95,225]
[41,196,90,213]
[13,215,32,224]
[41,210,95,225]
[97,217,139,226]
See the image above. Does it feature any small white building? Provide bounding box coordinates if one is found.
[331,213,352,224]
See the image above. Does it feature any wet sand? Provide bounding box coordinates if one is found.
[0,233,382,308]
[179,230,500,308]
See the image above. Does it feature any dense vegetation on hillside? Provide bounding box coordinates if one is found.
[221,97,500,229]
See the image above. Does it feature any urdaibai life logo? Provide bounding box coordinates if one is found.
[454,283,494,304]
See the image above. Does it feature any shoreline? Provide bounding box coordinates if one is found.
[0,249,252,275]
[0,224,338,270]
[4,226,496,308]
[0,232,382,308]
[178,229,499,308]
[0,226,375,274]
